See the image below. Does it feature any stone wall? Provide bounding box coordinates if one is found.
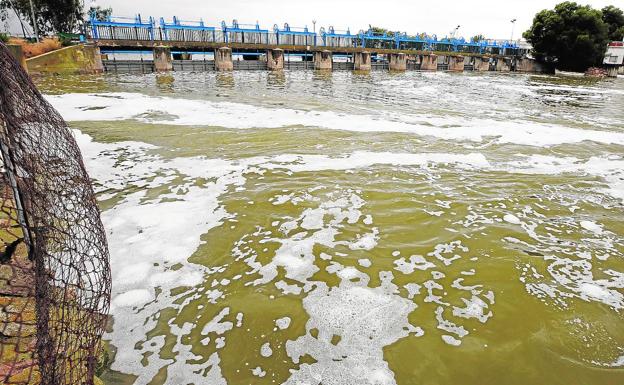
[0,190,105,385]
[0,241,38,384]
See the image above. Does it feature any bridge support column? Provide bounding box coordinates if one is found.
[606,66,619,77]
[353,51,371,71]
[496,57,512,72]
[420,54,438,71]
[266,48,284,71]
[314,50,332,70]
[215,47,233,71]
[389,53,406,71]
[91,46,104,73]
[475,57,491,71]
[449,55,465,72]
[6,44,27,72]
[153,46,173,72]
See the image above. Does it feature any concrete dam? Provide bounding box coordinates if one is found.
[81,14,549,74]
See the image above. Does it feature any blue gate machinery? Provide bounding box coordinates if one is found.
[88,14,522,55]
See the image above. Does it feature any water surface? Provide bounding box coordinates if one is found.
[37,70,624,385]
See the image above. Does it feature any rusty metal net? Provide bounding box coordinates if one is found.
[0,42,111,385]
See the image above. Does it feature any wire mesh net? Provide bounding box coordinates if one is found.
[0,42,111,385]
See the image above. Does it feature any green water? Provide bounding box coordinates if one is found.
[37,70,624,385]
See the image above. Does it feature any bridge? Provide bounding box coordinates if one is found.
[88,14,544,74]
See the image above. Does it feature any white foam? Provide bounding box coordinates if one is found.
[251,366,266,377]
[503,214,521,225]
[275,317,292,330]
[51,92,624,147]
[112,289,153,307]
[358,258,372,268]
[260,342,273,357]
[580,220,603,234]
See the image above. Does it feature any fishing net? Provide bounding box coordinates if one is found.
[0,42,111,385]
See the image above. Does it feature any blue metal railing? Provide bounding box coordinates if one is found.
[273,23,316,46]
[89,14,522,55]
[160,17,216,42]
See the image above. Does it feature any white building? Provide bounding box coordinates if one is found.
[604,41,624,66]
[603,41,624,77]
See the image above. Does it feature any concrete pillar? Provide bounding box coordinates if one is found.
[314,50,332,70]
[215,47,233,71]
[449,55,465,72]
[496,57,511,72]
[475,57,491,72]
[92,46,104,73]
[353,51,371,71]
[153,46,173,72]
[606,66,619,78]
[388,53,406,71]
[267,48,284,71]
[6,44,27,72]
[420,54,438,71]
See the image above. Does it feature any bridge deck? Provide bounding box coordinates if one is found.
[93,39,514,58]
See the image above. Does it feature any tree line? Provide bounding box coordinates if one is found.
[524,2,624,72]
[0,0,111,36]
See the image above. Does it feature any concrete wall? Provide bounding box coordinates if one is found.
[354,51,371,71]
[314,50,332,70]
[0,240,38,384]
[26,44,103,74]
[606,66,619,77]
[153,46,173,71]
[389,53,406,71]
[267,49,284,70]
[496,57,512,72]
[475,57,491,72]
[514,57,553,74]
[449,56,465,72]
[420,54,438,71]
[215,47,233,71]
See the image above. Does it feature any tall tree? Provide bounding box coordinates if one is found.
[602,5,624,41]
[88,5,112,22]
[523,1,609,72]
[0,0,83,35]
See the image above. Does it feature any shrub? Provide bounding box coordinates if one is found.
[0,33,9,43]
[7,37,62,58]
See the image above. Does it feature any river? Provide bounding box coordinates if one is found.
[36,70,624,385]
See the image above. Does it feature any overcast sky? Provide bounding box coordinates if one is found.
[3,0,623,39]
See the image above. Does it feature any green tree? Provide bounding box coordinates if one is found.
[88,5,112,22]
[523,1,609,72]
[602,5,624,41]
[0,0,83,35]
[369,26,396,37]
[471,34,485,43]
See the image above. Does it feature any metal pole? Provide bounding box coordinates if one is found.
[28,0,39,42]
[0,121,33,258]
[510,19,517,41]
